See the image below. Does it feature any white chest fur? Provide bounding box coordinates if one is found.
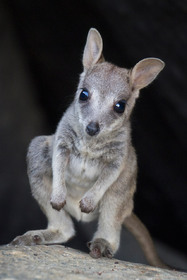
[64,145,102,222]
[65,152,101,190]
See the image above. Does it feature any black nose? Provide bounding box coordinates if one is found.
[86,122,100,136]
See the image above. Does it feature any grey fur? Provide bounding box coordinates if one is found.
[11,28,167,268]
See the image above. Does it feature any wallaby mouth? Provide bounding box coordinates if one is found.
[86,122,100,136]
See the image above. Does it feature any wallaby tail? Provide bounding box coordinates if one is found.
[123,212,169,269]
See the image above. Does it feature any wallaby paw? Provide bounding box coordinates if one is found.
[79,196,95,213]
[87,238,114,259]
[50,193,66,211]
[50,199,66,211]
[10,232,44,246]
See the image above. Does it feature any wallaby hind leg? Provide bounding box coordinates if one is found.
[11,136,75,246]
[88,177,134,258]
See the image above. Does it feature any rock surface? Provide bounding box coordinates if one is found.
[0,245,186,280]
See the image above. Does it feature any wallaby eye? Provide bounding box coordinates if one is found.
[79,89,89,101]
[114,100,126,114]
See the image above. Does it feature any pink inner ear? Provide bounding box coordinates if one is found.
[83,29,103,70]
[92,44,100,59]
[131,59,164,90]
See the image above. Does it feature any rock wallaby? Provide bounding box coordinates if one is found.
[11,28,167,268]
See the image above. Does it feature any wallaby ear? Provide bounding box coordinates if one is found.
[131,58,165,91]
[83,28,104,70]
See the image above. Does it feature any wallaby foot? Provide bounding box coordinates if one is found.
[10,228,73,246]
[88,238,114,259]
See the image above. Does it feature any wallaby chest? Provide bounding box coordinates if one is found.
[65,139,104,190]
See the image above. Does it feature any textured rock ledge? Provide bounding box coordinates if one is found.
[0,245,186,280]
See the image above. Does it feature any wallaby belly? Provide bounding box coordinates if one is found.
[64,152,102,221]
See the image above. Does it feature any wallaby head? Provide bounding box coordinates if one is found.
[74,28,165,138]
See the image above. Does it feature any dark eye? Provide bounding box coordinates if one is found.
[114,100,126,114]
[79,89,89,101]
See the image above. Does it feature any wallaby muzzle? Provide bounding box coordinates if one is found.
[86,122,100,136]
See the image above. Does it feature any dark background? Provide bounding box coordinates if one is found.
[0,0,186,269]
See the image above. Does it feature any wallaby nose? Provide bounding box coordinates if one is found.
[86,122,100,136]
